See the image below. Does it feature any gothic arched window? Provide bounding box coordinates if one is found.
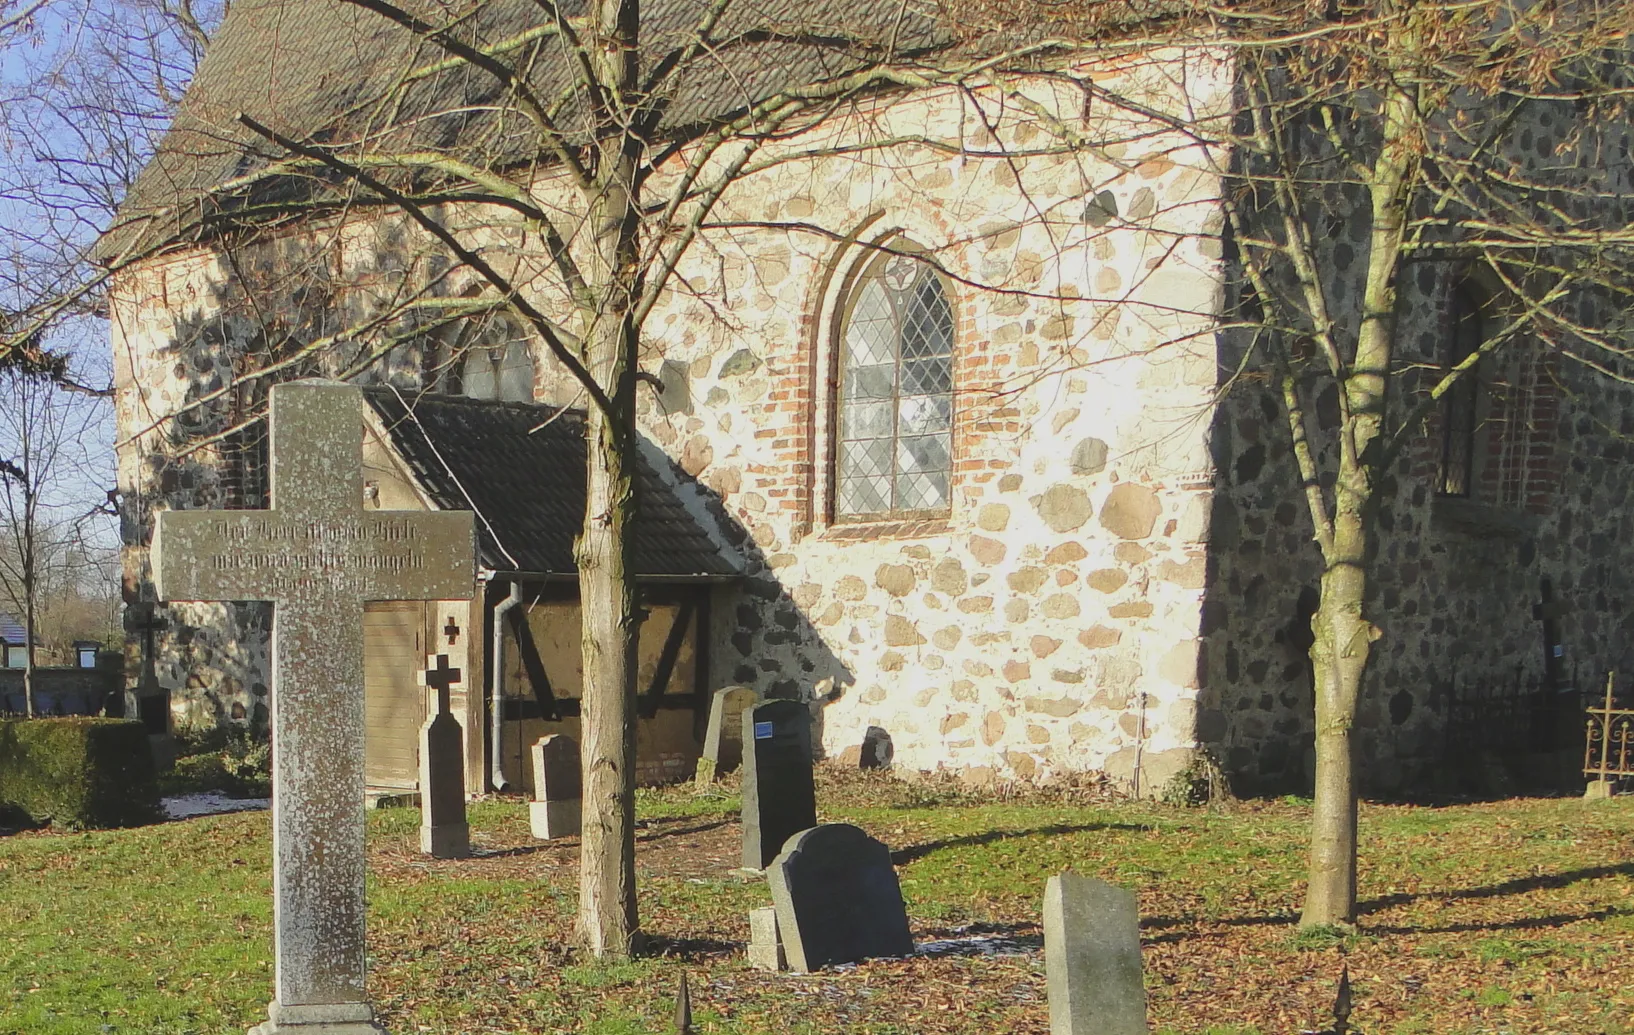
[835,252,955,520]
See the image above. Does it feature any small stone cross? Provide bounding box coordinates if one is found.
[422,653,461,716]
[443,615,460,645]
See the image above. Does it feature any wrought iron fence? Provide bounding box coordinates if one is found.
[1438,664,1584,793]
[1444,665,1580,758]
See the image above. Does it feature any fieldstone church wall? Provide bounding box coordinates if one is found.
[108,44,1634,796]
[1203,100,1634,795]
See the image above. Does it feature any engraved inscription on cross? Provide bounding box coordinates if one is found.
[152,381,474,1035]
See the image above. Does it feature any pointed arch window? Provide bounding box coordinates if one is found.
[835,252,955,520]
[1437,286,1484,498]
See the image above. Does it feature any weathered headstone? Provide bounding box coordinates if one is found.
[694,685,758,786]
[1043,872,1147,1035]
[860,725,893,770]
[768,823,913,972]
[419,654,469,858]
[152,380,475,1035]
[530,734,582,839]
[747,905,786,971]
[739,698,816,870]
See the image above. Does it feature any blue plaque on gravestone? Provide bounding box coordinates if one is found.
[754,721,773,740]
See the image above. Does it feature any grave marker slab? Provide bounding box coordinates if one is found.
[419,654,469,858]
[739,698,816,870]
[1044,872,1147,1035]
[747,906,786,971]
[694,685,758,786]
[530,734,582,839]
[768,823,913,973]
[153,380,474,1035]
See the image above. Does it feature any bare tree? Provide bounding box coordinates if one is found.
[951,0,1634,926]
[0,0,217,372]
[0,366,111,714]
[98,0,1189,957]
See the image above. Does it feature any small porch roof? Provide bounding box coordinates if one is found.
[363,389,740,584]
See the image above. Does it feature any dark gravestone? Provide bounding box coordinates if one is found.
[768,823,914,972]
[740,699,816,870]
[860,726,893,770]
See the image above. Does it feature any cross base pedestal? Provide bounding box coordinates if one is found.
[420,821,470,858]
[1584,779,1617,800]
[249,1001,387,1035]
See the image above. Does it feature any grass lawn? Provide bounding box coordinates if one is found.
[1,770,1630,1035]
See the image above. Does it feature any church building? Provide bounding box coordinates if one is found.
[99,0,1634,798]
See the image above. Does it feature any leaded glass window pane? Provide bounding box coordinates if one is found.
[1438,288,1482,497]
[836,258,955,518]
[462,352,498,399]
[498,341,534,402]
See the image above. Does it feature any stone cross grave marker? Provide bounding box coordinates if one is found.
[530,734,582,839]
[768,823,914,973]
[740,698,816,870]
[153,380,474,1035]
[694,685,758,786]
[1044,872,1147,1035]
[419,654,469,859]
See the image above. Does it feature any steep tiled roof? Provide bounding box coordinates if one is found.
[0,611,25,645]
[95,0,952,259]
[95,0,1184,260]
[363,388,738,581]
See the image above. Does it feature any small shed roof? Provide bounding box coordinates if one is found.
[363,389,740,582]
[0,611,26,645]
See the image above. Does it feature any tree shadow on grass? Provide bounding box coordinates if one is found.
[1141,912,1297,945]
[890,822,1146,866]
[471,843,553,858]
[1144,863,1634,945]
[1357,863,1634,915]
[641,933,741,961]
[1366,905,1631,936]
[637,819,730,843]
[913,920,1043,957]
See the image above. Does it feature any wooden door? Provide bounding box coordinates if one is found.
[364,601,427,790]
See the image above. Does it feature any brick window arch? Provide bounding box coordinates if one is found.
[833,250,955,520]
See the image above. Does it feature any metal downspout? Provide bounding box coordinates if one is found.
[490,580,524,791]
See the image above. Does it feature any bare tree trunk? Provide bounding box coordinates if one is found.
[20,417,35,719]
[1301,523,1369,925]
[575,1,644,949]
[22,578,36,717]
[576,388,641,956]
[1299,64,1416,927]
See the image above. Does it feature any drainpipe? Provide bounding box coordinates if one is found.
[490,580,523,791]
